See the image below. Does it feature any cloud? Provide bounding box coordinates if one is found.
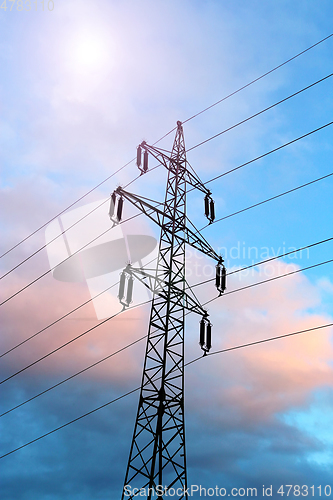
[0,269,148,387]
[180,259,333,487]
[187,260,333,418]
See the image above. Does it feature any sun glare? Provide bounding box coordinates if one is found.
[67,29,112,74]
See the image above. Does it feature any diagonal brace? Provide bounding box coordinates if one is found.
[116,187,219,261]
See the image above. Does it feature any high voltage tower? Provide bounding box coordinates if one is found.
[109,121,226,499]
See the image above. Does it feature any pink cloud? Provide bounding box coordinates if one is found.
[186,260,333,425]
[0,269,148,386]
[2,256,332,428]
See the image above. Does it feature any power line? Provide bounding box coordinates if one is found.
[1,320,332,460]
[0,281,117,358]
[1,253,159,358]
[183,33,333,124]
[0,163,162,283]
[187,72,333,152]
[2,244,332,396]
[2,34,333,464]
[1,219,332,362]
[2,33,331,262]
[2,161,332,311]
[200,169,333,231]
[0,334,147,418]
[191,235,333,289]
[2,112,332,288]
[0,299,151,385]
[0,199,163,307]
[0,158,135,260]
[203,258,333,306]
[3,71,333,284]
[204,120,333,185]
[185,322,333,366]
[0,198,108,281]
[0,386,141,460]
[227,238,333,277]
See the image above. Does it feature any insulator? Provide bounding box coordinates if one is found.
[209,199,215,222]
[221,265,226,292]
[117,196,124,222]
[206,322,212,351]
[215,264,221,289]
[126,276,134,305]
[109,191,116,219]
[118,271,126,301]
[143,150,148,172]
[204,195,210,218]
[199,319,205,347]
[136,146,142,167]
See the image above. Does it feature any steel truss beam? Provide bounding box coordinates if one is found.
[116,187,219,262]
[123,264,207,317]
[139,141,210,196]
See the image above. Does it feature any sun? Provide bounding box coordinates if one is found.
[74,36,107,70]
[67,28,112,74]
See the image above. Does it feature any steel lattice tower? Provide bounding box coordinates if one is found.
[112,121,225,500]
[122,122,188,499]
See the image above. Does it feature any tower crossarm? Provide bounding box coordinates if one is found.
[127,265,207,317]
[140,142,210,196]
[116,187,220,262]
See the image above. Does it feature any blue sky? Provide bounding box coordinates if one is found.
[1,1,333,499]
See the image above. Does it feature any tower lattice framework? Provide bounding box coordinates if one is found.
[116,120,225,499]
[122,121,188,499]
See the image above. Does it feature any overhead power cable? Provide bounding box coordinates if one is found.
[185,322,333,367]
[200,169,333,231]
[1,252,159,358]
[2,162,332,310]
[1,35,333,464]
[187,72,333,152]
[191,235,333,289]
[0,335,147,418]
[0,198,108,281]
[0,164,161,282]
[0,281,117,358]
[204,121,333,185]
[0,386,142,459]
[3,70,333,283]
[0,158,135,260]
[0,197,164,308]
[0,299,151,385]
[183,33,333,124]
[1,320,332,460]
[2,33,331,261]
[203,258,333,306]
[1,245,332,389]
[2,110,332,289]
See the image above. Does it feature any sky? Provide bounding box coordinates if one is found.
[1,1,333,499]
